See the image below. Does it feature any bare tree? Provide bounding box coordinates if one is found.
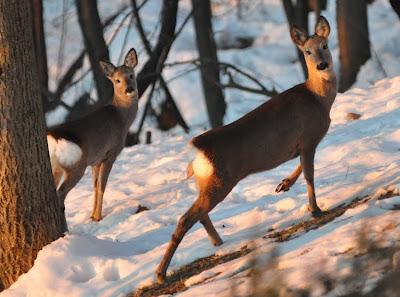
[0,0,66,290]
[337,0,371,92]
[389,0,400,19]
[192,0,226,128]
[282,0,308,78]
[76,0,113,105]
[31,0,49,110]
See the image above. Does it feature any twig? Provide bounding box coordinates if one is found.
[46,5,129,111]
[165,58,278,97]
[55,0,69,82]
[132,0,190,133]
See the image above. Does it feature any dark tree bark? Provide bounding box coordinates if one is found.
[337,0,371,92]
[389,0,400,19]
[0,0,66,290]
[31,0,49,111]
[136,0,179,97]
[125,0,180,146]
[192,0,226,128]
[76,0,113,104]
[282,0,309,78]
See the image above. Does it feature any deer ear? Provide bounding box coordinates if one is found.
[290,25,308,47]
[124,48,138,68]
[99,61,116,78]
[315,16,330,38]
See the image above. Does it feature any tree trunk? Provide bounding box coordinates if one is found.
[136,0,178,97]
[389,0,400,19]
[192,0,226,128]
[282,0,309,79]
[76,0,113,104]
[337,0,371,92]
[31,0,49,111]
[0,0,66,291]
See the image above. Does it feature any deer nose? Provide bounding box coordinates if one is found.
[317,62,329,71]
[125,86,134,94]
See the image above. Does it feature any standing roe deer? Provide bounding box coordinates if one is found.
[156,16,336,282]
[47,48,138,222]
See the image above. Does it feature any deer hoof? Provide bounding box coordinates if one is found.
[156,271,166,284]
[311,208,323,218]
[91,215,102,222]
[275,179,291,193]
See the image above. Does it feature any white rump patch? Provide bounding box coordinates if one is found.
[47,135,82,168]
[192,151,214,178]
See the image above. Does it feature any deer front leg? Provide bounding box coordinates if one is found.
[200,214,223,246]
[91,157,115,222]
[300,149,323,217]
[275,164,302,193]
[91,165,100,220]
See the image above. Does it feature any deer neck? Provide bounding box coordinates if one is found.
[305,69,337,111]
[111,94,139,131]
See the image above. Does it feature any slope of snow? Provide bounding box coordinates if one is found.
[3,76,400,297]
[2,0,400,296]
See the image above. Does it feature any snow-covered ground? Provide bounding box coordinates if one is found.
[2,0,400,296]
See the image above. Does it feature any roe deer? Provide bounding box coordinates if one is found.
[47,48,138,222]
[156,16,336,282]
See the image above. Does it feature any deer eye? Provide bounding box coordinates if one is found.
[306,50,312,55]
[322,44,328,50]
[116,79,121,83]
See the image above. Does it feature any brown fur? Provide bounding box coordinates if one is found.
[48,48,139,222]
[156,17,336,282]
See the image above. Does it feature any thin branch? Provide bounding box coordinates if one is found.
[46,5,129,111]
[164,58,278,97]
[132,0,189,132]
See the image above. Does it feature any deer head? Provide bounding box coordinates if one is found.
[290,16,334,81]
[99,48,138,100]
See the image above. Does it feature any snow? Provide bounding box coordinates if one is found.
[2,0,400,296]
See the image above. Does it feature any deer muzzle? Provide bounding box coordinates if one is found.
[317,62,329,71]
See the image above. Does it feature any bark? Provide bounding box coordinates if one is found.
[31,0,49,111]
[282,0,309,78]
[389,0,400,19]
[192,0,226,127]
[337,0,371,92]
[0,0,66,290]
[76,0,113,104]
[136,0,178,97]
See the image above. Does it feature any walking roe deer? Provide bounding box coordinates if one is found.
[47,48,138,222]
[156,16,336,282]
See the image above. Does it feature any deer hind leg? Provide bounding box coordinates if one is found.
[300,148,323,217]
[156,175,233,283]
[52,163,65,190]
[91,157,115,222]
[56,164,86,227]
[275,164,302,193]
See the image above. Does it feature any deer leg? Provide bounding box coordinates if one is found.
[200,214,223,246]
[156,197,208,283]
[57,166,86,203]
[56,166,86,229]
[52,165,64,190]
[156,176,233,283]
[300,149,322,217]
[91,157,115,222]
[275,164,302,193]
[91,165,100,219]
